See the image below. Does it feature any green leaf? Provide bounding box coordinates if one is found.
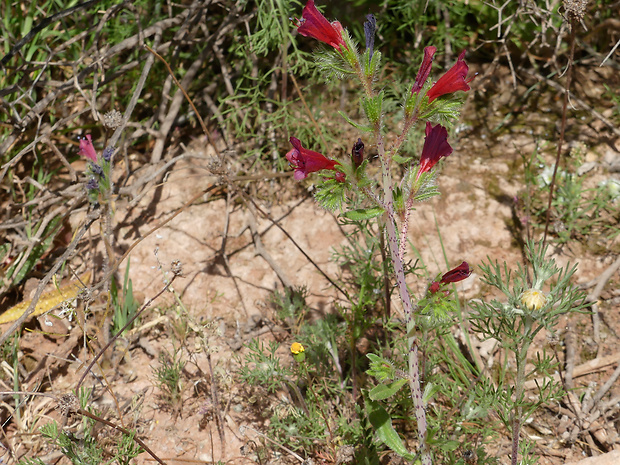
[392,153,413,164]
[361,91,383,126]
[314,178,347,211]
[369,379,408,400]
[7,216,63,285]
[341,207,384,221]
[366,353,396,381]
[367,400,415,460]
[338,111,374,133]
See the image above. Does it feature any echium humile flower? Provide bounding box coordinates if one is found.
[78,134,114,203]
[429,261,472,294]
[79,134,98,162]
[415,122,453,181]
[294,0,347,51]
[426,50,473,103]
[411,46,437,95]
[286,137,344,181]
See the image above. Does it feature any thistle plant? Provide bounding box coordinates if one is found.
[287,1,474,463]
[468,241,587,465]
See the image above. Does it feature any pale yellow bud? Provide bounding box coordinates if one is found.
[520,289,547,311]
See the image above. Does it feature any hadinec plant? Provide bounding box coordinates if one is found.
[286,2,474,464]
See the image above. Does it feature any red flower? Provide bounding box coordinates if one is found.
[415,122,453,181]
[79,134,98,162]
[295,0,346,50]
[429,261,472,294]
[411,46,436,94]
[426,50,471,103]
[286,137,339,180]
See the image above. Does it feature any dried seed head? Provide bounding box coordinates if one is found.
[103,110,123,129]
[171,260,183,276]
[563,0,588,21]
[336,445,355,464]
[56,393,79,416]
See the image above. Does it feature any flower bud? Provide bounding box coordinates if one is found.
[520,289,547,311]
[351,138,364,168]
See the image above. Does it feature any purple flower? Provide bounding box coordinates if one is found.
[102,146,115,162]
[364,14,376,60]
[79,134,98,162]
[295,0,346,51]
[285,137,340,180]
[90,162,103,177]
[86,177,99,191]
[415,122,453,181]
[411,46,436,94]
[429,261,472,294]
[426,50,472,103]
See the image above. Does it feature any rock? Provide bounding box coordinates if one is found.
[566,450,620,465]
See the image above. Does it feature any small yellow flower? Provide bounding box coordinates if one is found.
[520,289,547,311]
[290,342,305,355]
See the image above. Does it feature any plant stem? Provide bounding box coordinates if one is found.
[355,51,431,465]
[511,317,532,465]
[377,123,431,465]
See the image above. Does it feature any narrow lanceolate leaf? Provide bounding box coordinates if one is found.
[370,379,408,400]
[367,400,415,460]
[0,272,91,325]
[338,111,374,133]
[341,207,384,221]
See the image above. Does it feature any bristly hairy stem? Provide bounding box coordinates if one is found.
[374,104,431,465]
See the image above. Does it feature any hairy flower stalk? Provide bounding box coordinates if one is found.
[288,4,478,463]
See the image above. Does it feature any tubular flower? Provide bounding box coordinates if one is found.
[79,134,98,162]
[429,261,472,294]
[426,50,472,103]
[411,46,436,94]
[415,122,453,181]
[295,0,346,50]
[286,137,340,180]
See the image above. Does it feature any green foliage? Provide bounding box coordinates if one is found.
[314,176,348,211]
[361,91,384,126]
[341,206,384,221]
[366,353,397,382]
[239,339,293,394]
[111,258,140,336]
[1,214,63,289]
[367,400,415,461]
[369,379,408,400]
[468,241,587,465]
[33,388,142,465]
[522,146,620,248]
[152,344,186,410]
